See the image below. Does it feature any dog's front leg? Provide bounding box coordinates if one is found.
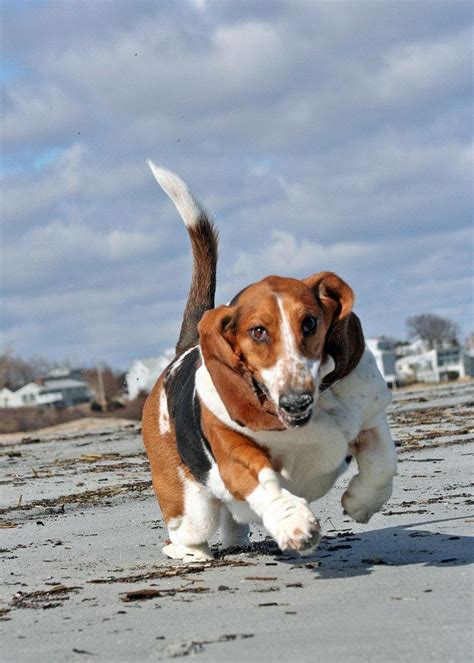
[212,434,320,554]
[247,467,321,553]
[342,414,397,523]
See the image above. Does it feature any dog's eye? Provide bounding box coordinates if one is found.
[302,315,318,337]
[249,326,268,343]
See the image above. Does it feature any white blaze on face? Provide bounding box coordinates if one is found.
[259,295,320,406]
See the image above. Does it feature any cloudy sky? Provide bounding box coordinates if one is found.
[2,0,473,369]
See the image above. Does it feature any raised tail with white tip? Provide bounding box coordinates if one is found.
[147,160,219,356]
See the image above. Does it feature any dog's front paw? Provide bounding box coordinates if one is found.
[342,476,393,523]
[263,490,320,553]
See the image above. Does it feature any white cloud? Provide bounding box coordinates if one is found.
[375,27,472,104]
[2,218,166,290]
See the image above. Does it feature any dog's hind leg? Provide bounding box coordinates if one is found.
[143,382,219,562]
[219,506,251,550]
[163,475,220,562]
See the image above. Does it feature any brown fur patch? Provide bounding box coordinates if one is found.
[201,404,273,501]
[353,428,377,453]
[176,217,218,355]
[142,376,184,523]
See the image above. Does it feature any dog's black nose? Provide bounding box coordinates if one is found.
[279,392,313,414]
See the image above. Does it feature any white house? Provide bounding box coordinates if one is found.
[0,382,63,408]
[395,346,473,383]
[394,338,430,357]
[366,338,397,387]
[0,387,15,408]
[126,349,175,400]
[0,368,92,409]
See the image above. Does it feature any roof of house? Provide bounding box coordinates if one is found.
[42,378,90,391]
[15,382,42,394]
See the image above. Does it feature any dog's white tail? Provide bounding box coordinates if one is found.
[147,160,207,228]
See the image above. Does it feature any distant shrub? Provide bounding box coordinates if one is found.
[0,393,147,434]
[0,406,88,434]
[445,371,460,382]
[114,392,147,421]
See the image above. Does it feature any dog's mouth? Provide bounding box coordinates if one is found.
[252,377,313,428]
[252,377,271,406]
[277,407,313,429]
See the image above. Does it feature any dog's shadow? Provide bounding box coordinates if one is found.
[223,516,473,579]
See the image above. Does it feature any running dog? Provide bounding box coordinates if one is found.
[142,161,397,562]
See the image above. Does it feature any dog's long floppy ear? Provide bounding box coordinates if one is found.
[302,272,365,388]
[198,305,284,431]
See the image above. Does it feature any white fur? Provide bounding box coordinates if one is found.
[147,160,207,228]
[219,507,250,548]
[319,354,336,380]
[342,415,398,523]
[206,463,233,503]
[158,387,170,434]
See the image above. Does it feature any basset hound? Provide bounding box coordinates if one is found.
[142,162,397,562]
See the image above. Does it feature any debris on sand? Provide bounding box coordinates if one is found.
[121,586,210,602]
[11,585,82,610]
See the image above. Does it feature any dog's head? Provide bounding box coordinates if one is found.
[198,272,364,432]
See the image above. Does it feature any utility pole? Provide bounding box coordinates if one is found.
[96,362,107,412]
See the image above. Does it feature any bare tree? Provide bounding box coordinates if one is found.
[406,314,460,349]
[0,349,56,390]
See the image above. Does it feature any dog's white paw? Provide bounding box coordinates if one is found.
[162,542,214,562]
[263,490,320,553]
[342,477,393,523]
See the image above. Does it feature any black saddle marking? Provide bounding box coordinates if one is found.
[165,347,214,484]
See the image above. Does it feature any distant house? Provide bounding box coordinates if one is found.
[394,338,430,357]
[0,368,92,409]
[0,388,15,408]
[366,338,397,387]
[396,347,474,384]
[0,382,62,408]
[16,382,63,407]
[126,349,175,400]
[41,378,92,406]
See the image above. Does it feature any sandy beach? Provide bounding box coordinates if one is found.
[1,382,472,662]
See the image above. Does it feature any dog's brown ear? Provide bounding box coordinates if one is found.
[303,272,364,387]
[198,306,284,431]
